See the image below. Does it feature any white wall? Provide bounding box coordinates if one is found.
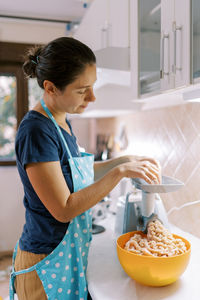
[0,20,67,251]
[0,167,24,251]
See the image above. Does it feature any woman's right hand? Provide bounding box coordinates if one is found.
[119,159,161,184]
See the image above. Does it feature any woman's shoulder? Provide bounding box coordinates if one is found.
[16,111,60,146]
[19,110,55,133]
[15,111,61,165]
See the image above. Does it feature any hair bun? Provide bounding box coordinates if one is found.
[23,46,42,78]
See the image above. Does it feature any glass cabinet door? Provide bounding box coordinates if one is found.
[192,0,200,82]
[139,0,161,96]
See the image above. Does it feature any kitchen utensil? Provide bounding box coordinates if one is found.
[117,230,191,286]
[120,175,184,233]
[91,197,111,234]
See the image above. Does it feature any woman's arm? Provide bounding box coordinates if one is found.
[26,156,160,224]
[94,155,161,181]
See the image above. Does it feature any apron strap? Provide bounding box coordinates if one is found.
[10,263,37,300]
[12,241,19,265]
[11,263,36,276]
[9,241,38,299]
[40,99,73,159]
[11,240,38,276]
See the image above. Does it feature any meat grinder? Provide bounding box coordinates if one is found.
[122,175,184,233]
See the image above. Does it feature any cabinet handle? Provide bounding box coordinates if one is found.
[160,33,169,79]
[107,23,112,47]
[101,27,107,49]
[101,22,112,48]
[173,23,182,73]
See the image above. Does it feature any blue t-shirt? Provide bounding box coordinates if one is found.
[15,110,81,254]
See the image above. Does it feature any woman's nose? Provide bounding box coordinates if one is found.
[86,89,96,102]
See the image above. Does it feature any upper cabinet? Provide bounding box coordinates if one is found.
[133,0,191,98]
[74,0,129,51]
[74,0,200,113]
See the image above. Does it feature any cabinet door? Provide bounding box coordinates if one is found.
[139,0,161,96]
[174,0,190,87]
[74,0,108,51]
[139,0,190,95]
[74,0,129,51]
[160,0,174,91]
[192,0,200,83]
[109,0,129,48]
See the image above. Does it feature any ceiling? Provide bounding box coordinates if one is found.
[0,0,91,22]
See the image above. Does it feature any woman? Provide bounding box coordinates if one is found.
[9,37,160,300]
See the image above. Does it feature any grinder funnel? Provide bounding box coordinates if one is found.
[132,175,184,194]
[131,175,184,217]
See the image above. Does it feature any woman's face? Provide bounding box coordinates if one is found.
[55,64,97,114]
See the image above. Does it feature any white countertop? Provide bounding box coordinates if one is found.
[87,214,200,300]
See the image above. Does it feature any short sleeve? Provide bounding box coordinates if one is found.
[15,119,60,168]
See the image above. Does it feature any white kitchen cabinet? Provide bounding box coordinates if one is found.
[73,0,198,114]
[73,0,107,51]
[161,0,190,90]
[133,0,191,98]
[74,0,129,51]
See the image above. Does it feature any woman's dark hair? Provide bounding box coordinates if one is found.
[23,37,96,91]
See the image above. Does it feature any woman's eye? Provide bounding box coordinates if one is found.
[78,91,85,95]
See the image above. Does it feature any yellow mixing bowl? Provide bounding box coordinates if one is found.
[117,231,191,286]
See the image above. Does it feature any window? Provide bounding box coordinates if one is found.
[0,74,17,161]
[0,42,42,165]
[28,78,43,110]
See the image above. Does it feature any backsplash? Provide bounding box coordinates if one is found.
[103,103,200,238]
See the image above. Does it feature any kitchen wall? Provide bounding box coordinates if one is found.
[72,102,200,238]
[0,20,67,252]
[0,167,25,251]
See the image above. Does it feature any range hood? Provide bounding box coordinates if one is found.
[94,47,130,71]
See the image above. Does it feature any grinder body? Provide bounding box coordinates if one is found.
[121,176,184,234]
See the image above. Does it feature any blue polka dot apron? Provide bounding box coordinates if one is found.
[9,99,94,300]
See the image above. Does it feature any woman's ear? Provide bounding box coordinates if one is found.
[43,80,57,95]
